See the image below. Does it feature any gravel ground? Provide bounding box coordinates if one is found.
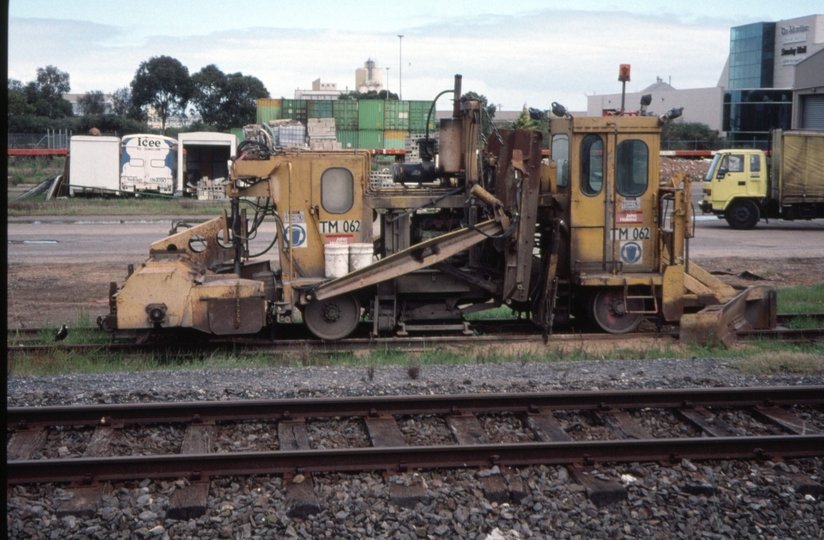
[7,357,824,539]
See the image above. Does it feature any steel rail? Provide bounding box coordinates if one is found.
[8,435,824,485]
[10,326,824,356]
[8,312,822,344]
[7,320,823,355]
[5,330,675,355]
[8,386,824,428]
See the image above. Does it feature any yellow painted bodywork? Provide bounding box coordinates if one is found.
[232,151,373,288]
[553,116,661,277]
[112,215,267,334]
[115,259,266,334]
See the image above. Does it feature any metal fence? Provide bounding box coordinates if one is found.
[661,139,725,151]
[661,139,772,151]
[7,130,72,149]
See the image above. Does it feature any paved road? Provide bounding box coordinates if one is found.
[7,217,282,266]
[7,213,824,265]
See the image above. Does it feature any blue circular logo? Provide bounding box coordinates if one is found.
[288,224,306,247]
[621,241,642,264]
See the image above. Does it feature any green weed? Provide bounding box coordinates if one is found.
[731,352,824,375]
[777,284,824,315]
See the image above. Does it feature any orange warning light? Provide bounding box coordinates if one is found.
[619,64,631,82]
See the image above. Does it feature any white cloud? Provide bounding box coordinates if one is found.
[9,9,732,111]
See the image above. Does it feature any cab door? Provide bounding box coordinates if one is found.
[611,134,656,273]
[569,125,656,274]
[569,131,611,274]
[713,153,747,206]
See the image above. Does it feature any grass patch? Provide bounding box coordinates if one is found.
[464,305,519,320]
[785,316,824,330]
[777,284,824,315]
[8,156,65,185]
[731,352,824,375]
[8,336,824,377]
[8,197,227,217]
[7,310,109,347]
[688,338,824,360]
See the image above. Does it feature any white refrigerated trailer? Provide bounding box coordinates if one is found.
[120,134,177,195]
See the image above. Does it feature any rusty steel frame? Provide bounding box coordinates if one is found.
[309,219,504,302]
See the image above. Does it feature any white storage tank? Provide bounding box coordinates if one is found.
[68,136,121,195]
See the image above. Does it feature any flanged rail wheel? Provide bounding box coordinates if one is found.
[303,294,361,340]
[589,289,643,334]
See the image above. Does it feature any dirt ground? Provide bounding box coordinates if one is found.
[6,257,823,331]
[7,262,126,329]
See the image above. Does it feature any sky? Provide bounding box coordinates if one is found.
[8,1,824,113]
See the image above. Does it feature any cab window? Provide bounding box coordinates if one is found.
[726,154,744,173]
[749,154,760,173]
[321,167,354,214]
[616,139,648,197]
[551,134,569,187]
[580,135,603,196]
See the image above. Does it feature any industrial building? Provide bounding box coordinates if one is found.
[588,14,824,147]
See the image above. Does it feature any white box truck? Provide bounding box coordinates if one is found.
[68,136,121,195]
[700,130,824,228]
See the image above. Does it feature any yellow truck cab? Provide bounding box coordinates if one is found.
[700,130,824,229]
[700,149,767,229]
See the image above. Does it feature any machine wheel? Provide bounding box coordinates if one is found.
[725,200,759,229]
[589,289,643,334]
[302,294,361,340]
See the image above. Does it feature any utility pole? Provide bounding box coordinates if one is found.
[398,35,404,100]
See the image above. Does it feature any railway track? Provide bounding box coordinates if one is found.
[6,313,824,354]
[7,386,824,517]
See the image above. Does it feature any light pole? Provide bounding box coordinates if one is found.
[397,35,403,100]
[386,67,390,95]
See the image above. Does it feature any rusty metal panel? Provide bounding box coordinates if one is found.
[661,264,684,322]
[496,130,543,303]
[311,220,503,302]
[394,271,471,294]
[207,297,266,335]
[680,285,776,347]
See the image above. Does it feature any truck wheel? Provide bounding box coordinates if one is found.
[725,200,759,229]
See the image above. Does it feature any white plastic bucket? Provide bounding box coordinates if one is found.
[324,244,350,278]
[349,243,374,272]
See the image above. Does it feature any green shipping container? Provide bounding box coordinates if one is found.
[384,130,406,150]
[409,101,436,132]
[384,101,410,130]
[358,100,385,130]
[333,100,359,130]
[282,99,308,123]
[358,130,384,150]
[230,128,244,141]
[256,98,282,124]
[336,130,359,150]
[308,100,334,118]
